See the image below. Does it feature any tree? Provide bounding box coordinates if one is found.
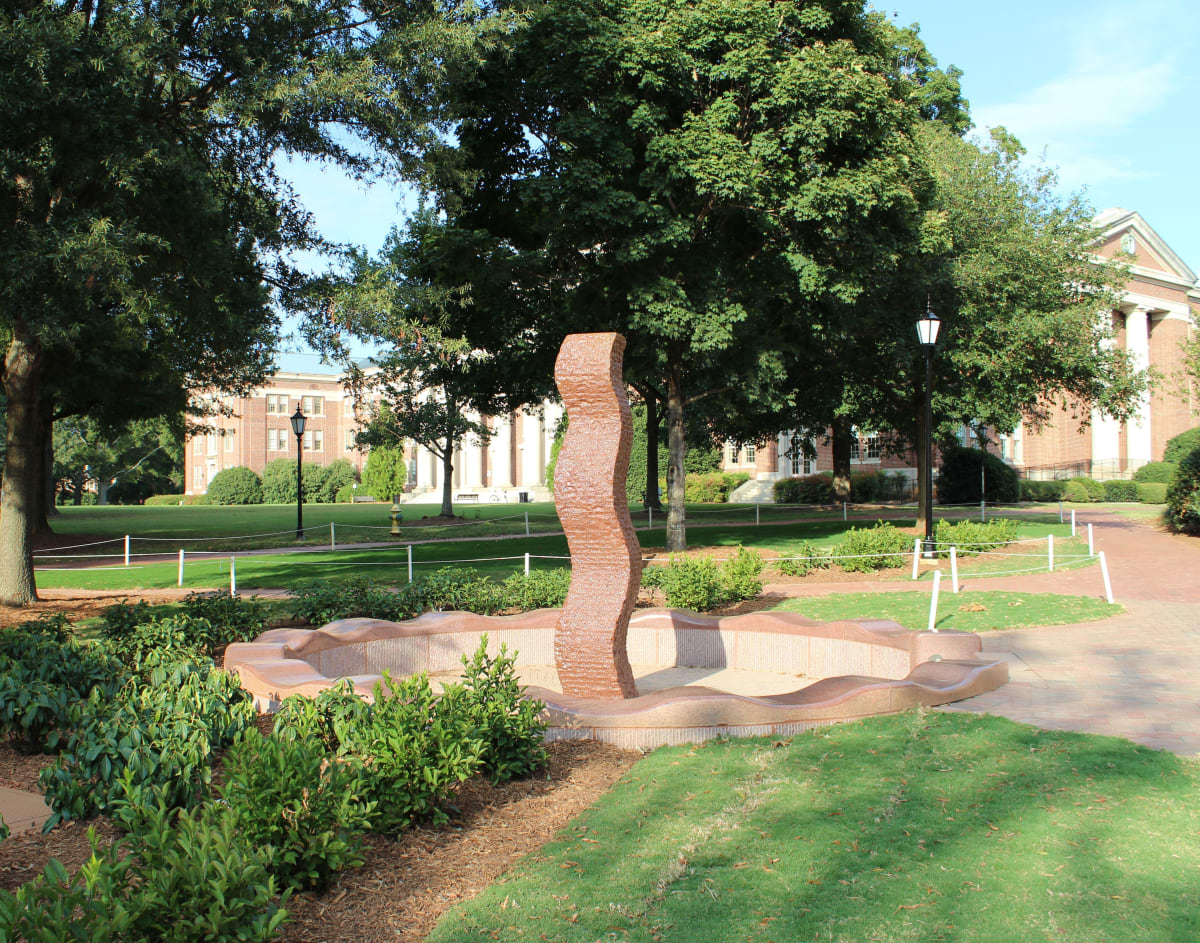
[207,467,264,506]
[361,448,408,502]
[0,0,462,603]
[426,0,929,550]
[52,416,180,505]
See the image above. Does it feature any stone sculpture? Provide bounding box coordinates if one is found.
[552,333,642,699]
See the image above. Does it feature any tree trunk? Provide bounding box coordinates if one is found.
[42,414,59,522]
[664,360,687,552]
[915,405,929,539]
[644,393,663,511]
[0,327,44,605]
[439,426,455,518]
[831,417,852,502]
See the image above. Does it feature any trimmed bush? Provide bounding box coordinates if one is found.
[1166,447,1200,531]
[180,493,213,505]
[773,474,834,504]
[206,466,263,505]
[335,483,356,503]
[1019,479,1067,502]
[836,522,911,572]
[655,557,726,611]
[938,446,1019,504]
[684,472,750,503]
[501,569,571,610]
[1164,427,1200,464]
[318,458,357,503]
[1132,461,1177,484]
[1103,480,1140,502]
[1061,479,1090,503]
[144,493,186,506]
[362,447,407,502]
[1065,477,1104,502]
[1137,482,1168,505]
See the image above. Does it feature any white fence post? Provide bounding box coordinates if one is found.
[330,521,336,552]
[124,535,130,567]
[407,545,413,583]
[1098,550,1114,604]
[950,546,959,594]
[1058,500,1064,523]
[177,549,185,588]
[927,570,941,633]
[1048,533,1054,571]
[843,501,847,521]
[1070,509,1076,537]
[525,512,530,536]
[524,552,530,576]
[756,504,760,526]
[980,500,985,522]
[648,507,653,529]
[230,556,237,597]
[1087,523,1094,557]
[911,538,922,581]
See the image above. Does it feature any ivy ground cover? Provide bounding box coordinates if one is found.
[427,712,1200,943]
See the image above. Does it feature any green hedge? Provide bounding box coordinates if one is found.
[1063,477,1104,502]
[1132,461,1177,484]
[207,466,264,505]
[1136,482,1168,505]
[1103,480,1139,502]
[144,494,186,506]
[773,474,834,504]
[1020,479,1067,502]
[1166,446,1200,531]
[1164,427,1200,464]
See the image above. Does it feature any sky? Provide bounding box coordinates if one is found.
[275,0,1200,372]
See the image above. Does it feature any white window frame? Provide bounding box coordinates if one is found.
[301,395,325,417]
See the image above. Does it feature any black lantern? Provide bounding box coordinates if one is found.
[291,406,306,539]
[917,305,941,556]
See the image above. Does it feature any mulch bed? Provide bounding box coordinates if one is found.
[0,738,638,941]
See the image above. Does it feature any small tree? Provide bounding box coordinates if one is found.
[318,459,358,503]
[262,458,324,505]
[207,467,263,505]
[361,448,407,502]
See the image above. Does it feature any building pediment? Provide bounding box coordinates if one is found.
[1094,208,1199,300]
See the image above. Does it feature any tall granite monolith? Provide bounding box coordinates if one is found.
[553,333,641,699]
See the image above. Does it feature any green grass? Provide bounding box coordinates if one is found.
[35,516,1077,592]
[427,712,1200,943]
[771,591,1120,632]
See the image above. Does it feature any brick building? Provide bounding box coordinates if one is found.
[724,209,1199,492]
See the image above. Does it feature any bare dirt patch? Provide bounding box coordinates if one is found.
[0,591,189,630]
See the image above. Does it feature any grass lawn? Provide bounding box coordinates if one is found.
[35,516,1079,592]
[771,591,1120,632]
[427,712,1200,943]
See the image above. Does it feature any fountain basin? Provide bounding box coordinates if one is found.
[224,608,1007,749]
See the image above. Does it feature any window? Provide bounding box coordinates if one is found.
[205,433,216,454]
[343,397,355,417]
[267,429,288,451]
[193,437,203,455]
[266,394,288,414]
[345,429,358,451]
[301,395,324,416]
[850,437,860,461]
[193,467,204,487]
[866,435,880,460]
[790,436,815,476]
[744,444,756,464]
[303,429,324,452]
[224,432,234,453]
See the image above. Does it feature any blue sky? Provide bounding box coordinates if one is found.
[276,0,1199,371]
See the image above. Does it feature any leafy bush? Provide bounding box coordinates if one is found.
[773,474,834,504]
[335,483,356,503]
[848,471,910,503]
[419,567,505,613]
[262,458,299,504]
[144,493,186,506]
[836,522,912,572]
[221,730,372,890]
[99,599,157,643]
[1132,461,1177,484]
[937,445,1019,504]
[1061,479,1091,503]
[1020,479,1067,502]
[501,569,572,610]
[105,615,213,664]
[362,447,407,502]
[181,591,270,647]
[273,680,370,753]
[180,493,213,505]
[655,557,726,611]
[773,542,833,576]
[1137,482,1168,505]
[207,466,263,505]
[683,472,750,503]
[459,639,547,784]
[39,659,255,826]
[289,576,422,625]
[1071,477,1105,501]
[318,458,358,503]
[933,518,1017,557]
[1166,447,1200,532]
[720,547,764,601]
[1164,427,1200,464]
[1103,480,1140,502]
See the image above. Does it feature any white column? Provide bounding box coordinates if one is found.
[521,412,543,486]
[1091,311,1122,478]
[491,414,514,487]
[1126,306,1152,471]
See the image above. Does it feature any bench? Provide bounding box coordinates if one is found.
[456,493,480,503]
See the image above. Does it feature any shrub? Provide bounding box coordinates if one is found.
[99,599,157,643]
[682,472,749,503]
[221,729,372,890]
[773,474,834,505]
[1164,426,1200,464]
[1061,479,1091,503]
[180,493,213,505]
[181,591,270,648]
[335,482,356,503]
[262,458,298,504]
[362,447,408,502]
[459,639,547,784]
[1103,480,1140,502]
[501,569,572,610]
[937,445,1019,504]
[144,493,186,506]
[1070,477,1106,501]
[773,542,833,576]
[318,458,358,503]
[933,518,1017,558]
[1132,461,1178,484]
[1020,479,1067,502]
[720,547,764,601]
[105,615,213,664]
[1137,482,1168,505]
[656,557,726,611]
[289,576,422,624]
[836,522,911,572]
[1166,447,1200,531]
[207,466,263,505]
[273,680,370,753]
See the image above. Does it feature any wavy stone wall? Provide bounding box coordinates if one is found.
[552,333,641,698]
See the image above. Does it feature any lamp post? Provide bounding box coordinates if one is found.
[916,305,941,557]
[290,406,306,540]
